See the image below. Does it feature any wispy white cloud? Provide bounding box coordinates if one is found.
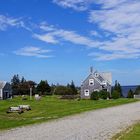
[34,24,100,47]
[53,0,140,61]
[0,15,21,30]
[53,0,93,11]
[0,14,32,31]
[14,46,53,58]
[88,0,140,60]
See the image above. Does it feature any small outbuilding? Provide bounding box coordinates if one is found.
[0,81,12,100]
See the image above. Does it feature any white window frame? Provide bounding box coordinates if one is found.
[84,89,89,96]
[89,79,94,86]
[95,73,99,77]
[94,89,99,92]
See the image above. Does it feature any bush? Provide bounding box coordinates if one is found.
[60,95,80,100]
[45,92,53,96]
[127,89,134,98]
[54,86,73,95]
[134,86,140,95]
[112,90,120,99]
[99,90,110,99]
[90,91,99,100]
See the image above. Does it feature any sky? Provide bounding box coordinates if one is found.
[0,0,140,86]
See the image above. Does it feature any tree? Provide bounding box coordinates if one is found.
[70,81,78,95]
[134,86,140,95]
[36,80,51,95]
[54,86,73,95]
[112,90,120,99]
[127,89,134,98]
[21,76,26,83]
[113,80,122,97]
[99,90,110,99]
[11,74,20,95]
[90,91,99,100]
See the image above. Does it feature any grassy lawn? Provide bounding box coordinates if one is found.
[0,96,138,130]
[112,122,140,140]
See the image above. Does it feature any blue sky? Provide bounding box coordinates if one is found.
[0,0,140,86]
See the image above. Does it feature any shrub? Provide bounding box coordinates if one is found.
[134,86,140,95]
[60,95,80,100]
[112,90,120,99]
[54,86,73,95]
[99,90,110,99]
[90,91,99,100]
[127,89,134,98]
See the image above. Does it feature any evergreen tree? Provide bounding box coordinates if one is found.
[127,89,134,98]
[112,80,122,97]
[135,86,140,95]
[70,80,78,95]
[11,74,20,95]
[37,80,51,95]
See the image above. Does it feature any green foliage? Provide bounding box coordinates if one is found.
[11,74,20,95]
[90,91,99,100]
[113,80,123,97]
[11,75,36,95]
[54,86,73,95]
[99,90,110,99]
[112,90,120,99]
[127,89,134,98]
[69,81,78,95]
[36,80,51,95]
[135,86,140,95]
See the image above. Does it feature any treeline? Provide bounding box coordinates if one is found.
[127,86,140,98]
[11,74,78,96]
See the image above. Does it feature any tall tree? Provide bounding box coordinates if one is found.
[36,80,51,95]
[11,74,20,95]
[70,80,78,95]
[127,89,134,98]
[135,85,140,95]
[113,80,123,97]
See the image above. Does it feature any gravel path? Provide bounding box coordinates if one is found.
[1,102,140,140]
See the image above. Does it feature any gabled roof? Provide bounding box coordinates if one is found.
[0,81,6,89]
[82,70,112,85]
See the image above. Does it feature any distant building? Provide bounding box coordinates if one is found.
[81,67,112,99]
[0,81,12,100]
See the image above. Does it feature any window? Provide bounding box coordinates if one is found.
[89,79,94,86]
[95,73,99,77]
[84,89,89,96]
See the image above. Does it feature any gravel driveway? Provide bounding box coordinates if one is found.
[1,102,140,140]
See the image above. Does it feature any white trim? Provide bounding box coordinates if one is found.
[84,89,89,96]
[0,89,3,99]
[89,79,94,86]
[95,73,99,77]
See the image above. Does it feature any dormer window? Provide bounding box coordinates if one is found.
[95,73,99,77]
[89,79,94,86]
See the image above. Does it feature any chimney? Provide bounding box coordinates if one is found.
[90,66,93,74]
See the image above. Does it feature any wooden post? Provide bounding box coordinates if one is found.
[30,87,32,100]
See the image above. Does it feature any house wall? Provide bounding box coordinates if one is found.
[3,83,12,100]
[81,74,102,99]
[81,74,112,99]
[0,89,3,99]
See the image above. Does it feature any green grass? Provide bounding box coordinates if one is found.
[112,122,140,140]
[0,96,138,130]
